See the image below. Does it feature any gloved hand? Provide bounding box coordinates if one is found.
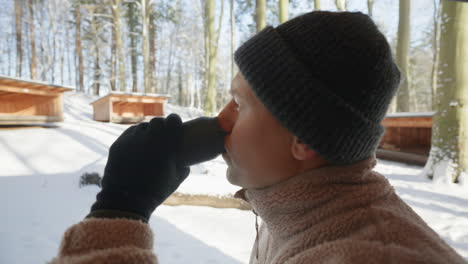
[87,113,190,222]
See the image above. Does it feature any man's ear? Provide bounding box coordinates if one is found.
[291,136,315,161]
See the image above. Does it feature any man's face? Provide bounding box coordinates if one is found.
[218,73,298,189]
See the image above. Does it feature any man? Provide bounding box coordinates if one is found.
[51,11,466,263]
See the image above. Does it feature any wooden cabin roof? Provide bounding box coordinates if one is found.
[383,112,435,128]
[0,75,74,97]
[90,92,171,105]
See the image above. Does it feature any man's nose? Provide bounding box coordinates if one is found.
[217,100,236,133]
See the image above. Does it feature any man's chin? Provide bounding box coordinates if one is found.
[225,167,242,187]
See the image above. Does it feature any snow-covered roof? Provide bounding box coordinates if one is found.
[109,91,171,98]
[90,91,171,105]
[386,112,435,118]
[0,75,75,91]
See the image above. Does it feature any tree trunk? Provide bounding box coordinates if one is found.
[279,0,288,23]
[203,0,224,115]
[66,24,73,85]
[230,0,235,79]
[94,50,101,95]
[396,0,411,112]
[423,1,468,183]
[29,0,36,79]
[52,31,56,83]
[7,34,12,76]
[149,12,157,93]
[314,0,320,10]
[112,0,125,91]
[367,0,374,17]
[431,0,442,110]
[178,62,184,105]
[142,0,151,93]
[166,33,175,94]
[335,0,346,11]
[15,0,23,77]
[59,18,64,84]
[204,0,215,114]
[110,23,116,91]
[91,6,101,95]
[127,2,138,93]
[255,0,266,32]
[75,3,84,92]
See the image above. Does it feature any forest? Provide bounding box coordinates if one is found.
[1,0,467,183]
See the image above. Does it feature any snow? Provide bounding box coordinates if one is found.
[1,92,467,263]
[385,111,435,118]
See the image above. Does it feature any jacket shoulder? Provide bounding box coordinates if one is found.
[283,239,463,264]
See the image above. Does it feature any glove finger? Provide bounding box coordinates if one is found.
[165,113,183,130]
[178,167,190,182]
[164,114,184,163]
[148,117,166,133]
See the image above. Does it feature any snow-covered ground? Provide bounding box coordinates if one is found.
[1,92,467,263]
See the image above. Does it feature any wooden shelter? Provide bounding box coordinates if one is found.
[0,76,73,125]
[90,92,170,123]
[377,112,435,166]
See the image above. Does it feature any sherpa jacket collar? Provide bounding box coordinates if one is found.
[235,155,392,240]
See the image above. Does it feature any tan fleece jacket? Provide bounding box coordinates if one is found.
[51,156,466,264]
[238,156,466,264]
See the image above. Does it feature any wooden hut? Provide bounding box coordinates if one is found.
[0,76,73,125]
[377,112,435,166]
[90,92,170,123]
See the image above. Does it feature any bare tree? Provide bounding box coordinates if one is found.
[230,0,235,79]
[29,0,37,79]
[335,0,346,11]
[256,0,266,32]
[314,0,320,10]
[423,0,468,183]
[396,0,411,112]
[111,0,125,91]
[141,0,151,93]
[279,0,288,23]
[149,11,157,93]
[126,1,139,93]
[368,0,374,17]
[15,0,23,77]
[430,0,442,110]
[203,0,224,115]
[74,1,84,91]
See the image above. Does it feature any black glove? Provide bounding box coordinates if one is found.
[88,113,190,222]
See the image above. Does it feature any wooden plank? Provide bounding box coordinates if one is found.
[382,116,433,128]
[376,149,428,166]
[0,93,60,116]
[0,115,62,125]
[0,76,74,92]
[0,84,58,97]
[110,96,166,104]
[111,116,147,124]
[143,102,164,116]
[93,97,110,122]
[111,93,169,100]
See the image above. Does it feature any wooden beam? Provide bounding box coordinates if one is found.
[382,117,433,128]
[0,115,63,125]
[376,149,428,166]
[0,84,58,97]
[110,96,166,103]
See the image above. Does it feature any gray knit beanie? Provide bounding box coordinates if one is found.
[234,11,400,165]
